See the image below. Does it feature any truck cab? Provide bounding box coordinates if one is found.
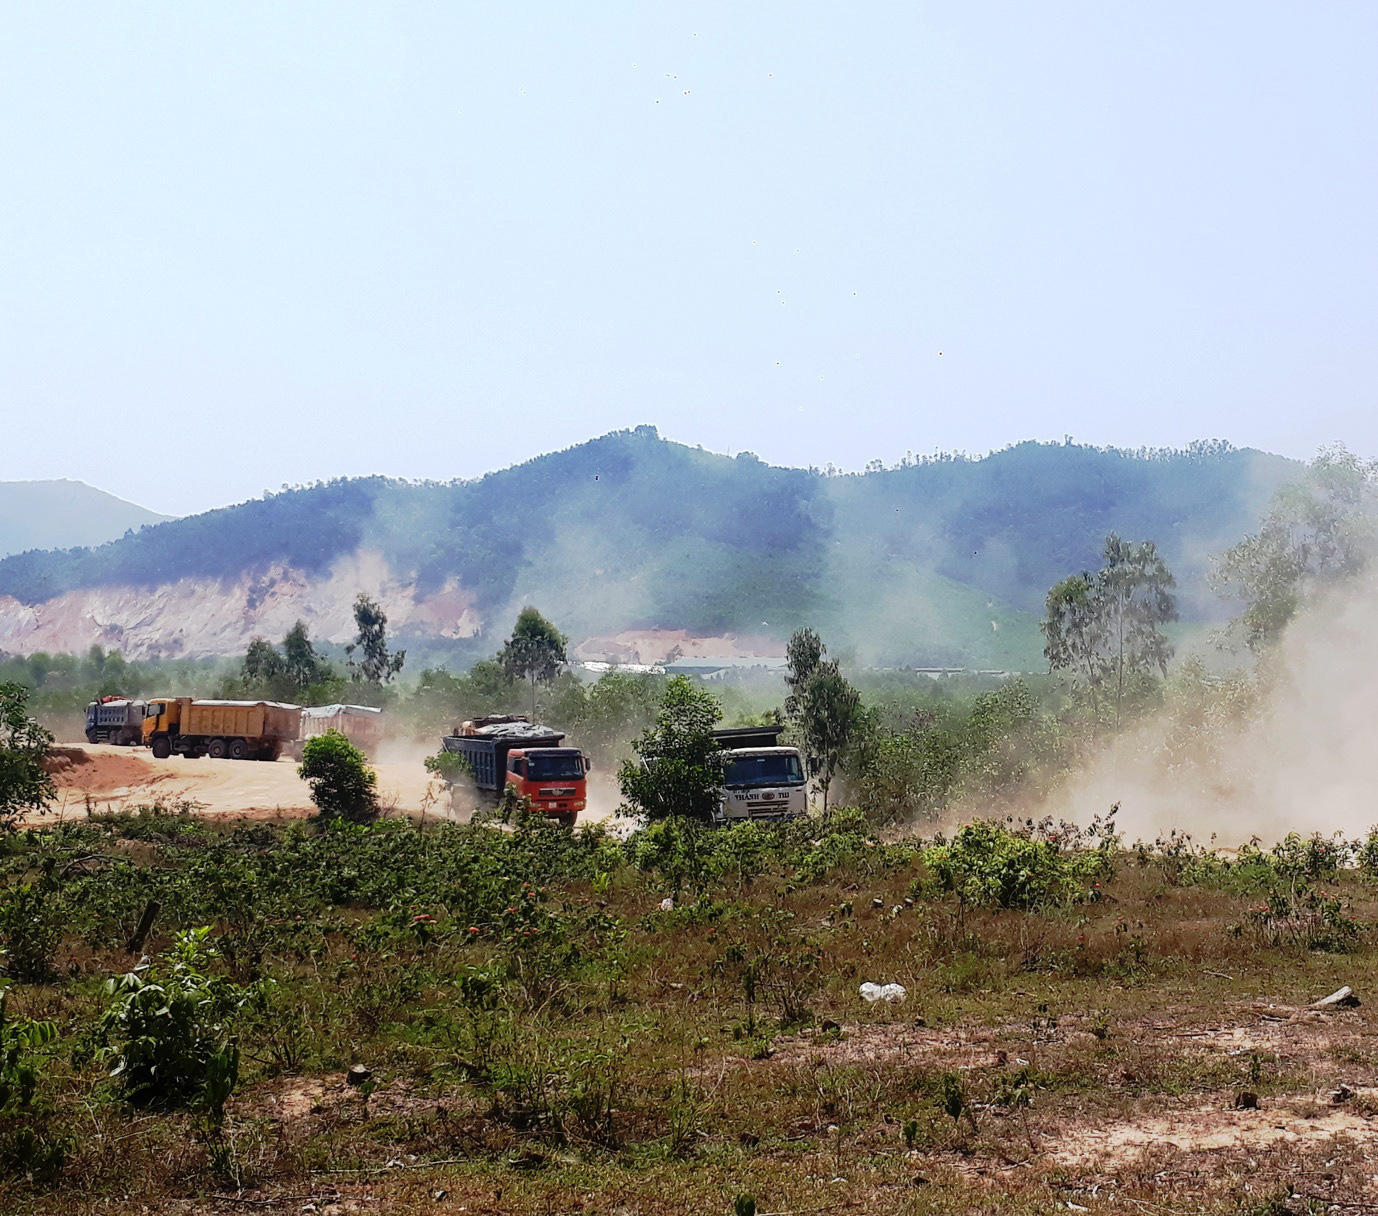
[711,726,808,824]
[505,747,590,825]
[142,698,180,756]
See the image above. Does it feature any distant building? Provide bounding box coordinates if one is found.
[663,656,790,682]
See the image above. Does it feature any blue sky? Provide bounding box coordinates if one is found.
[3,2,1375,515]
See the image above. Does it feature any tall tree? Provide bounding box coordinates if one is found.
[499,607,568,718]
[241,638,285,689]
[0,682,55,828]
[1213,445,1378,651]
[784,627,863,810]
[346,594,405,686]
[1041,535,1178,729]
[281,620,330,691]
[618,676,724,824]
[783,627,825,720]
[1098,535,1177,727]
[1041,574,1106,721]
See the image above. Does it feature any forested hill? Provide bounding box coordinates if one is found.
[0,428,1298,666]
[0,480,169,559]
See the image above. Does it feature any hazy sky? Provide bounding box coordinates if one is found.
[3,3,1375,516]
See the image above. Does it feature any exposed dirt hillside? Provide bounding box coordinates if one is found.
[0,550,480,659]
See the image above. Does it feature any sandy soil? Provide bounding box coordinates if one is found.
[43,740,628,826]
[45,741,448,820]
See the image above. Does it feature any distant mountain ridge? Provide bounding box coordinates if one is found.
[0,480,170,559]
[0,429,1298,667]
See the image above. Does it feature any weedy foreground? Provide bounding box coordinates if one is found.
[0,805,1375,1216]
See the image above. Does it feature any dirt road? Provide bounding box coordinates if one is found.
[46,742,446,820]
[45,741,627,825]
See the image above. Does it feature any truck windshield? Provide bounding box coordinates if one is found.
[527,753,585,781]
[723,753,805,788]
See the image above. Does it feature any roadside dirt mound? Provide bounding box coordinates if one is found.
[42,745,92,776]
[49,747,155,796]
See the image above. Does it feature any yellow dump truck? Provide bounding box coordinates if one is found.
[142,698,302,761]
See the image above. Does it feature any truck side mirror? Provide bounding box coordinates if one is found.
[584,757,593,773]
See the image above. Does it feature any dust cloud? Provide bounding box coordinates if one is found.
[1041,578,1378,845]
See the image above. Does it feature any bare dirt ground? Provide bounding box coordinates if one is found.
[43,741,629,826]
[45,741,446,820]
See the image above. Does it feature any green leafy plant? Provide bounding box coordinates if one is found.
[0,983,64,1181]
[0,881,63,983]
[424,749,475,786]
[297,730,379,824]
[0,683,55,828]
[922,820,1114,912]
[1235,884,1361,953]
[98,927,251,1115]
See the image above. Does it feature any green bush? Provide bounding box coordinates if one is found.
[0,984,64,1181]
[0,882,62,983]
[423,749,474,786]
[1235,885,1362,953]
[298,730,379,824]
[97,928,251,1115]
[921,820,1114,911]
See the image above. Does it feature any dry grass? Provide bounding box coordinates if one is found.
[4,829,1378,1216]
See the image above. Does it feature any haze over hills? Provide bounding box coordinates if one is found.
[0,480,170,560]
[0,428,1298,668]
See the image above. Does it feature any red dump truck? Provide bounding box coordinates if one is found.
[142,697,302,761]
[440,715,590,826]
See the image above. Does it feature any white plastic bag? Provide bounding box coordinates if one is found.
[859,982,907,1003]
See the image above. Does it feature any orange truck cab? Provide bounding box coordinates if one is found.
[502,746,589,824]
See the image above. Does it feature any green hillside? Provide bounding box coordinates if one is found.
[0,480,169,559]
[0,429,1299,666]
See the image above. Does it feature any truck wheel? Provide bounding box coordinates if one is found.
[208,738,227,759]
[151,736,171,759]
[228,739,249,761]
[85,730,98,745]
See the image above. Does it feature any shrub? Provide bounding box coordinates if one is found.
[298,731,379,824]
[98,928,250,1114]
[0,882,62,983]
[921,820,1113,911]
[0,984,64,1181]
[1235,885,1362,953]
[423,750,474,786]
[0,684,54,829]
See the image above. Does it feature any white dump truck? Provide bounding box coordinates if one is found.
[711,726,808,824]
[291,704,384,759]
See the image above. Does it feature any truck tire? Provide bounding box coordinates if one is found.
[228,739,249,761]
[151,736,171,759]
[208,738,227,759]
[86,730,98,745]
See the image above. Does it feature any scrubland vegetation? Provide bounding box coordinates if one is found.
[0,806,1375,1214]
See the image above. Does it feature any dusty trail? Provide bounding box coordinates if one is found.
[43,741,627,826]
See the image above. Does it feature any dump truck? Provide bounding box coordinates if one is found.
[712,725,808,824]
[142,697,302,761]
[440,715,590,826]
[290,704,384,760]
[84,697,147,746]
